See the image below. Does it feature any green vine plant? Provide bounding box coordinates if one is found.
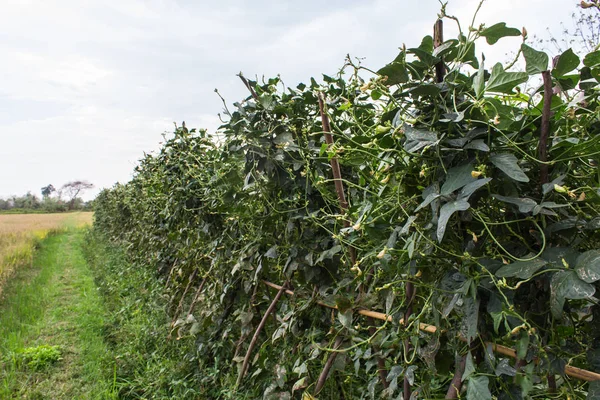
[93,2,600,399]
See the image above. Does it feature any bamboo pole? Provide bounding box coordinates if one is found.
[236,282,288,387]
[261,279,600,382]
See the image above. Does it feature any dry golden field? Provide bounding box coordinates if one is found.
[0,212,93,292]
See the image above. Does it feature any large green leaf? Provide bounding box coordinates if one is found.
[542,247,580,268]
[441,164,476,195]
[486,63,528,94]
[458,178,492,201]
[467,376,492,400]
[403,126,438,153]
[480,23,521,45]
[588,380,600,400]
[552,48,580,78]
[584,50,600,68]
[575,250,600,283]
[377,61,409,85]
[437,199,470,242]
[496,258,547,280]
[462,296,480,341]
[490,153,530,182]
[521,44,549,75]
[550,270,595,319]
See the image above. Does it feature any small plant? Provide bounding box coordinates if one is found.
[14,345,62,371]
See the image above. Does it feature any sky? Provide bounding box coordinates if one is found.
[0,0,582,201]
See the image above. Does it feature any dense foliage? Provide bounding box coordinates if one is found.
[94,6,600,399]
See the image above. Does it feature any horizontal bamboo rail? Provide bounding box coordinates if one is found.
[262,280,600,382]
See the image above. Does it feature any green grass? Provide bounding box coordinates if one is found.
[0,229,117,399]
[83,231,203,399]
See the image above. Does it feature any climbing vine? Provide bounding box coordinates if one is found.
[94,4,600,399]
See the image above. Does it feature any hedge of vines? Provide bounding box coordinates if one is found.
[94,6,600,399]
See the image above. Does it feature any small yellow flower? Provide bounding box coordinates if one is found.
[471,170,483,178]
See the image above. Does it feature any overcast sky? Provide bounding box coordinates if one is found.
[0,0,580,200]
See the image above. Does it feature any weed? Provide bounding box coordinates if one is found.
[13,345,62,371]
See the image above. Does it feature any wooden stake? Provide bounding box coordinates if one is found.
[236,282,287,387]
[171,269,198,327]
[314,336,344,394]
[186,275,208,316]
[434,19,445,83]
[445,355,467,399]
[238,73,259,101]
[539,71,552,186]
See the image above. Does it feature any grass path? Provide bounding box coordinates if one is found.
[0,229,116,399]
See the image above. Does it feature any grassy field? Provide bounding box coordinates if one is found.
[0,212,92,292]
[0,221,117,399]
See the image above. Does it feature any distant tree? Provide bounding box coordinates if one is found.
[11,192,41,210]
[61,181,94,210]
[41,184,56,198]
[535,1,600,54]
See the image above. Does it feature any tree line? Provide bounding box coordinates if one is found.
[0,181,94,213]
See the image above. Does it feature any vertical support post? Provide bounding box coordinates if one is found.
[318,93,356,266]
[317,94,389,392]
[236,282,288,387]
[445,355,467,399]
[314,337,344,394]
[434,19,445,83]
[539,71,552,186]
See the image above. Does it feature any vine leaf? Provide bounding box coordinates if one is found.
[377,52,410,85]
[542,247,579,268]
[415,192,440,212]
[521,44,549,75]
[338,309,353,329]
[532,201,568,216]
[552,48,580,78]
[462,296,480,342]
[403,126,438,153]
[494,359,517,377]
[467,376,492,400]
[441,164,476,195]
[588,380,600,400]
[490,153,529,182]
[265,245,278,258]
[575,250,600,283]
[493,194,536,213]
[464,139,490,152]
[462,352,475,382]
[292,377,307,393]
[495,258,546,280]
[583,50,600,68]
[486,63,528,94]
[480,23,521,44]
[458,178,492,201]
[437,200,470,242]
[550,270,595,319]
[316,245,342,263]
